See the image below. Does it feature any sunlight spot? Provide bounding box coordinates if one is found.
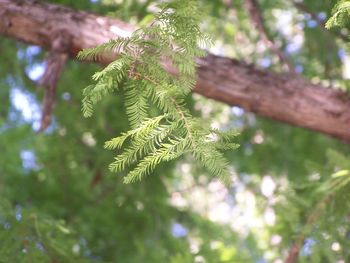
[171,222,188,238]
[62,92,71,101]
[194,256,205,263]
[27,63,45,81]
[308,173,320,181]
[264,208,276,226]
[180,163,191,173]
[274,10,293,36]
[15,205,22,221]
[110,25,132,37]
[210,240,220,249]
[170,192,187,208]
[317,12,327,21]
[338,49,346,61]
[270,235,282,245]
[258,57,271,68]
[301,238,315,256]
[20,150,38,172]
[82,132,96,147]
[17,46,41,60]
[59,128,67,136]
[231,106,244,116]
[190,238,200,254]
[261,176,276,197]
[306,20,317,28]
[342,54,350,79]
[135,201,144,211]
[331,242,341,251]
[36,242,44,251]
[96,17,106,25]
[72,244,80,254]
[10,88,41,130]
[295,64,303,73]
[252,131,264,144]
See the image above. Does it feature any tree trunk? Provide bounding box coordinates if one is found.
[1,0,350,142]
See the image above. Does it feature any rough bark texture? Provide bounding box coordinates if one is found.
[39,33,70,131]
[1,0,350,142]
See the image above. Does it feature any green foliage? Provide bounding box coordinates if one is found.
[78,0,238,183]
[272,150,350,262]
[1,0,350,262]
[0,200,86,263]
[326,1,350,29]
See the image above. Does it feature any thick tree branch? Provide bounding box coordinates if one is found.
[1,0,350,142]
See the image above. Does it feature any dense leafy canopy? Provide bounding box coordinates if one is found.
[0,0,350,262]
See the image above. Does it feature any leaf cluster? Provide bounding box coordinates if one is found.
[0,199,86,263]
[78,0,238,183]
[326,1,350,29]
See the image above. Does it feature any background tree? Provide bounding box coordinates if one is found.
[0,0,350,262]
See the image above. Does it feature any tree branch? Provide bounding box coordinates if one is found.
[1,0,350,142]
[293,1,349,43]
[245,0,295,73]
[284,192,335,263]
[39,32,70,131]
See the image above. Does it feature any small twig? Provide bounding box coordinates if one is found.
[38,32,70,131]
[284,193,334,263]
[245,0,295,73]
[90,170,103,189]
[293,1,349,43]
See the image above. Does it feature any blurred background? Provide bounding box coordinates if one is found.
[1,0,350,262]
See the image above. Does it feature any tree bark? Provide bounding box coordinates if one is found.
[1,0,350,142]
